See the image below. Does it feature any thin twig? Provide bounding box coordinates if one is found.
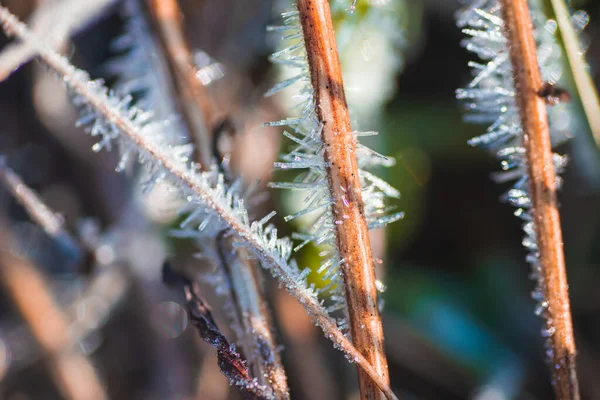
[143,1,289,395]
[0,7,396,397]
[548,0,600,145]
[146,0,214,164]
[499,0,579,398]
[0,232,108,400]
[0,158,81,257]
[296,1,389,398]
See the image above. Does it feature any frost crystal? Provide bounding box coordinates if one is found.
[266,7,403,331]
[457,0,573,354]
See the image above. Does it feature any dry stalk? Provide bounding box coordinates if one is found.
[499,0,579,398]
[145,2,289,396]
[215,237,290,398]
[296,0,389,398]
[184,280,274,400]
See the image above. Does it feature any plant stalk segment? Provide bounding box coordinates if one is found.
[499,0,579,398]
[296,0,390,398]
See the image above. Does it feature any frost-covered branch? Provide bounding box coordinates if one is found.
[499,1,578,397]
[265,1,401,398]
[457,1,579,398]
[0,7,396,397]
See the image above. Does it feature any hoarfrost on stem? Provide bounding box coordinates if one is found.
[456,0,573,356]
[265,5,403,331]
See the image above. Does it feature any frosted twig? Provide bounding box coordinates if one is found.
[458,0,579,398]
[498,1,579,398]
[548,0,600,145]
[267,5,402,331]
[0,0,116,82]
[296,0,390,398]
[0,7,395,397]
[0,158,81,257]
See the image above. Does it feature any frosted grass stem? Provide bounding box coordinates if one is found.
[499,0,579,398]
[296,1,390,398]
[0,0,116,82]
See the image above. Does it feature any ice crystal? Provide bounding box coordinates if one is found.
[266,6,403,331]
[457,0,573,355]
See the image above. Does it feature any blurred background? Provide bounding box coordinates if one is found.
[0,0,599,399]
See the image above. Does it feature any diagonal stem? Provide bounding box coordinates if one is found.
[296,1,389,398]
[0,159,81,257]
[499,0,579,399]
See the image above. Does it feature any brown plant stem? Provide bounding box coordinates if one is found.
[499,0,579,399]
[146,0,214,165]
[145,2,289,397]
[296,1,390,399]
